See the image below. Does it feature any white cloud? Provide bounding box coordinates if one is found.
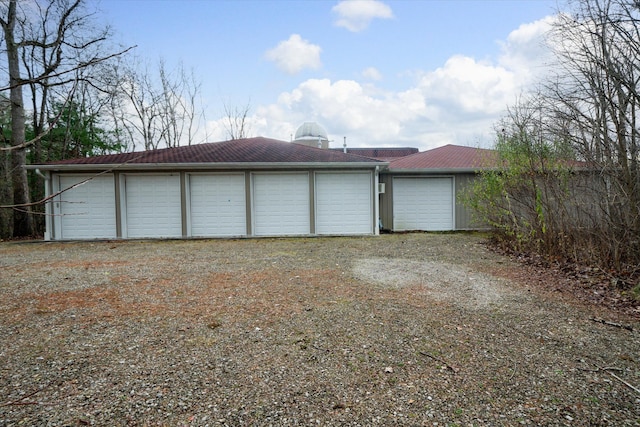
[498,16,556,85]
[361,66,382,81]
[211,17,555,151]
[417,55,517,115]
[257,50,524,148]
[332,0,393,32]
[264,34,322,74]
[214,71,510,150]
[258,78,432,147]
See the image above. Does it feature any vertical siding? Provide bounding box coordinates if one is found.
[454,173,483,230]
[456,173,494,230]
[379,174,393,231]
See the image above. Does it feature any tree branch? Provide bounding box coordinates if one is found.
[0,45,136,92]
[0,78,79,152]
[0,153,148,210]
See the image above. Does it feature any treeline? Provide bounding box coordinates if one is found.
[468,0,640,295]
[0,0,207,238]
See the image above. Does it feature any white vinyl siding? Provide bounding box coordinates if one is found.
[252,173,310,236]
[188,174,246,237]
[315,172,372,235]
[124,174,182,238]
[57,174,116,239]
[393,177,454,231]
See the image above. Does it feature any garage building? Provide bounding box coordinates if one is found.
[379,144,496,232]
[33,137,385,240]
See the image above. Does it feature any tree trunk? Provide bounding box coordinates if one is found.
[1,0,33,237]
[10,147,32,236]
[0,150,12,238]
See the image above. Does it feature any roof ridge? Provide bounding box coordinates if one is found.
[35,136,386,166]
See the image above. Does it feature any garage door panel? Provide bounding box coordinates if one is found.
[125,175,182,238]
[253,173,309,236]
[393,177,453,231]
[58,175,116,239]
[316,173,372,235]
[189,174,246,237]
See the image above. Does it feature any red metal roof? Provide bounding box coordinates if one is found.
[389,144,498,170]
[44,137,384,166]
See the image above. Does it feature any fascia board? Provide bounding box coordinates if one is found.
[386,167,490,174]
[27,162,390,172]
[386,165,591,174]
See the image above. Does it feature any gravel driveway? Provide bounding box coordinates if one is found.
[1,233,638,426]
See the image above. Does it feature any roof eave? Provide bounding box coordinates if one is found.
[27,161,389,171]
[386,167,493,174]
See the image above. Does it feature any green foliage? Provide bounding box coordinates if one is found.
[22,100,124,236]
[465,122,575,257]
[0,99,12,238]
[467,0,640,283]
[30,101,124,162]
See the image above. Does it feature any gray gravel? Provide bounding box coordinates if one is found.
[0,233,639,426]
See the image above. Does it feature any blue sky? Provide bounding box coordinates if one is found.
[99,0,563,151]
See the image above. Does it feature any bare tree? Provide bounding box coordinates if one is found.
[467,95,579,257]
[545,0,640,269]
[157,59,203,147]
[0,0,34,236]
[0,0,128,237]
[117,60,162,150]
[468,0,640,284]
[0,94,11,237]
[223,100,251,140]
[109,58,204,151]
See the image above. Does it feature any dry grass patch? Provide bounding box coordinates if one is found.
[0,234,638,426]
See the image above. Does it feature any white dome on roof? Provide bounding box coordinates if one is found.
[294,122,328,141]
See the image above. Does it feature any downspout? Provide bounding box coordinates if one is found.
[35,169,52,241]
[374,165,380,235]
[34,168,46,180]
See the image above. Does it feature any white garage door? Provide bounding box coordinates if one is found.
[189,174,246,237]
[124,174,182,238]
[57,174,116,239]
[315,172,372,235]
[393,177,454,231]
[252,173,310,236]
